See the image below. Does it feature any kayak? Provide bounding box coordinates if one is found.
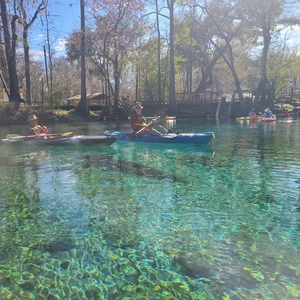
[144,116,176,120]
[261,116,276,122]
[106,131,215,144]
[236,116,261,121]
[276,112,297,117]
[1,135,116,146]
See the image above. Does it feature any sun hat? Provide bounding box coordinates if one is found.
[133,102,143,109]
[27,114,38,122]
[265,108,271,113]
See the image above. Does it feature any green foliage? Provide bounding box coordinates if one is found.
[65,28,95,62]
[267,49,300,99]
[64,1,148,104]
[51,91,66,107]
[137,37,170,104]
[291,98,300,107]
[0,104,28,123]
[3,0,300,112]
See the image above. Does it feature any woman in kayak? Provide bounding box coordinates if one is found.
[26,114,49,136]
[248,108,257,119]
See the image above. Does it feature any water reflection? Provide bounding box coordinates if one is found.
[1,119,300,299]
[165,118,176,132]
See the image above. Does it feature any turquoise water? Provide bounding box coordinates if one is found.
[0,118,300,299]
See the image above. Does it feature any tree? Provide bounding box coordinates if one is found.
[174,0,300,115]
[44,3,54,109]
[70,0,145,117]
[168,0,177,114]
[0,30,10,98]
[267,45,300,102]
[89,0,147,116]
[237,0,300,110]
[18,0,45,105]
[78,0,90,118]
[155,0,162,106]
[28,60,44,104]
[138,36,169,105]
[51,57,78,102]
[199,0,248,111]
[174,1,232,96]
[65,0,147,117]
[0,0,22,106]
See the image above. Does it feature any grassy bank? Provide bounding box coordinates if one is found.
[0,104,104,125]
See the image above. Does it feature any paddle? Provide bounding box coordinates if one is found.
[6,132,73,141]
[129,113,164,140]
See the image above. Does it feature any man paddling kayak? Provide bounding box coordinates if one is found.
[129,102,179,136]
[129,102,166,135]
[129,102,148,132]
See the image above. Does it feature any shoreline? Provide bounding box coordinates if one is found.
[0,107,110,125]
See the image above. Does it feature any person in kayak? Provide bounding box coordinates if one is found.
[26,114,49,136]
[129,102,173,135]
[261,108,275,118]
[248,108,257,119]
[129,102,149,132]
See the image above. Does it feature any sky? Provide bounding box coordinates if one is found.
[28,0,300,61]
[30,0,81,60]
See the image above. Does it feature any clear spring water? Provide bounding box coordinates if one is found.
[0,118,300,299]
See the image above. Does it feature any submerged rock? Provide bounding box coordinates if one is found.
[174,252,213,279]
[60,260,71,270]
[32,240,75,253]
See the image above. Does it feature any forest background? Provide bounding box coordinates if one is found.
[0,0,300,122]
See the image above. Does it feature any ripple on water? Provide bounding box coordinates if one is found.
[1,120,300,299]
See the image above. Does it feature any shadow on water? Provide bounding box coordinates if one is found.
[1,140,215,183]
[2,119,300,299]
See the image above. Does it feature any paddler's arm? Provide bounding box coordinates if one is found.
[134,122,150,131]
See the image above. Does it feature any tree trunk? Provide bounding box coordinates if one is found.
[227,43,245,111]
[45,12,53,108]
[20,1,45,106]
[194,56,220,93]
[0,32,8,94]
[156,0,162,106]
[168,0,177,114]
[23,27,31,105]
[254,23,271,110]
[0,0,21,107]
[194,43,230,94]
[113,53,119,116]
[78,0,90,118]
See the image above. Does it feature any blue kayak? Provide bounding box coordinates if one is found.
[106,131,215,144]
